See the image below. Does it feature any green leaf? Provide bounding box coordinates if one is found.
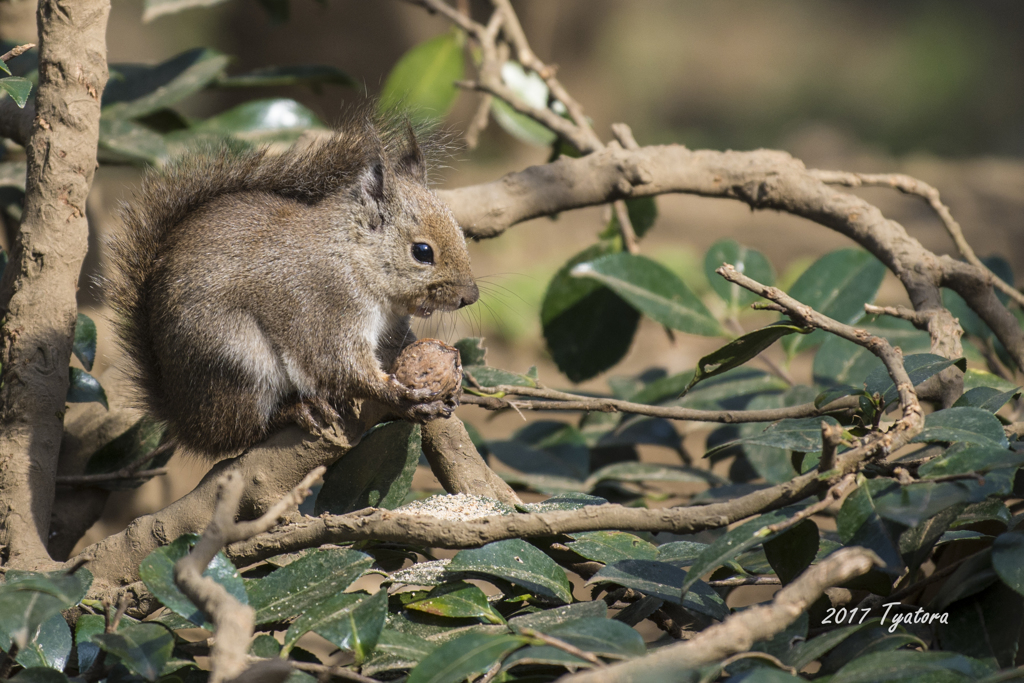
[585,462,717,490]
[91,623,174,682]
[104,49,230,120]
[603,196,659,240]
[829,650,994,683]
[864,354,968,409]
[571,253,724,336]
[488,438,586,493]
[814,317,931,387]
[782,249,886,357]
[14,614,71,671]
[872,480,976,528]
[656,541,708,566]
[84,417,168,491]
[363,629,436,676]
[66,368,107,408]
[247,548,374,625]
[910,407,1009,448]
[919,445,1024,478]
[315,421,421,515]
[463,365,537,390]
[403,582,506,624]
[489,61,557,146]
[963,369,1019,393]
[70,314,97,372]
[142,0,231,21]
[286,588,387,662]
[407,632,527,683]
[502,645,592,671]
[97,118,170,166]
[215,64,356,89]
[0,570,92,652]
[541,617,646,659]
[763,519,819,585]
[8,669,70,683]
[454,337,487,366]
[0,58,9,76]
[937,581,1022,668]
[684,322,807,395]
[785,619,881,670]
[899,503,967,574]
[565,531,659,564]
[516,493,609,513]
[836,478,905,575]
[379,30,465,123]
[992,531,1024,598]
[75,614,106,673]
[542,242,639,382]
[704,416,841,458]
[952,385,1020,412]
[704,239,775,311]
[0,76,32,107]
[507,602,608,632]
[448,540,572,604]
[587,560,729,621]
[680,508,796,597]
[930,548,998,611]
[184,98,325,140]
[138,534,246,628]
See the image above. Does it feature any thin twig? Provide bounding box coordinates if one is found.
[719,651,797,676]
[476,658,505,683]
[520,627,606,667]
[707,576,782,587]
[56,467,169,486]
[460,390,859,424]
[0,43,35,63]
[612,200,639,254]
[888,554,974,603]
[765,473,857,536]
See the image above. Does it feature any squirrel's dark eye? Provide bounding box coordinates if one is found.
[412,243,434,265]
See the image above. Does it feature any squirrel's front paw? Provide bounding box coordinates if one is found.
[400,398,457,423]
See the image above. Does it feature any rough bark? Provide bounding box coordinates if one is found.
[0,0,109,568]
[72,425,352,598]
[420,417,522,506]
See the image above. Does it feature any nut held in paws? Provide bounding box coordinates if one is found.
[392,339,463,405]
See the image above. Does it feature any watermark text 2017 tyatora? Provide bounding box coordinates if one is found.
[822,604,948,633]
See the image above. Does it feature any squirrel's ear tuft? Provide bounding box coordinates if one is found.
[396,124,427,183]
[358,160,386,209]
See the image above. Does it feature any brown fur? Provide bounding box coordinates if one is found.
[106,112,477,457]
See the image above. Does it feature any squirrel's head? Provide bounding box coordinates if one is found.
[350,127,478,318]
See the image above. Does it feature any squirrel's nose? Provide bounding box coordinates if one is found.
[458,282,479,308]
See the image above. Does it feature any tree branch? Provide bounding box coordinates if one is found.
[0,0,110,568]
[438,145,1023,375]
[174,468,321,683]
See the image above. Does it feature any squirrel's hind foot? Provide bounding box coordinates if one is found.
[276,396,342,436]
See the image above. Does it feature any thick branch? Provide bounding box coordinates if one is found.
[69,425,353,600]
[229,471,824,565]
[0,0,110,568]
[438,145,1024,372]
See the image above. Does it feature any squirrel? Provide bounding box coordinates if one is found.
[106,112,479,458]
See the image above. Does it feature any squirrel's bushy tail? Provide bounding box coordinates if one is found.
[105,110,428,427]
